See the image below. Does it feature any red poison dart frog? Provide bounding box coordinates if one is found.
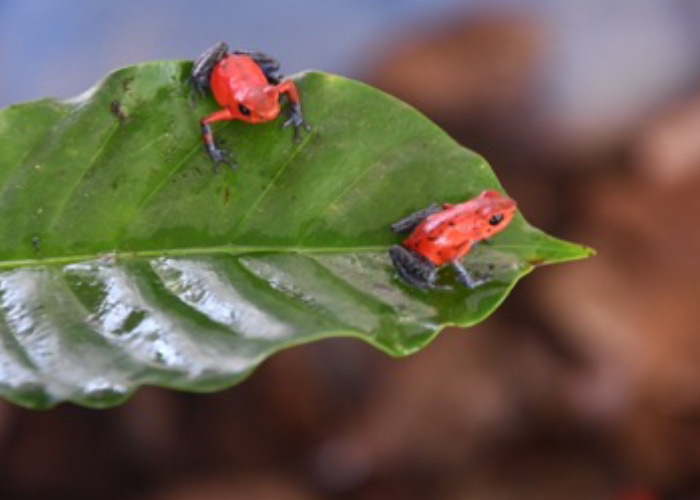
[190,41,310,171]
[389,190,517,289]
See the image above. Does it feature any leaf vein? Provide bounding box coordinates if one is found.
[131,128,226,214]
[297,157,378,244]
[46,121,120,231]
[231,131,315,237]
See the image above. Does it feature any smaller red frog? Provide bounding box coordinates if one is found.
[389,190,516,289]
[190,42,310,171]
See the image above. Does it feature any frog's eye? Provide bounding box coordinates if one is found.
[238,104,251,116]
[489,214,504,226]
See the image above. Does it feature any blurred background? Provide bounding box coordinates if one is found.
[2,0,700,499]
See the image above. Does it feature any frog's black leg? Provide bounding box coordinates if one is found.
[200,108,237,172]
[452,260,489,288]
[274,80,310,143]
[190,41,229,102]
[234,50,283,84]
[389,245,438,289]
[390,203,442,234]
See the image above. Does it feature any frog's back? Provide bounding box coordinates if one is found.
[403,205,478,265]
[210,54,268,106]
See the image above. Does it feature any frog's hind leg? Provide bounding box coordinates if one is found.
[390,203,441,234]
[452,260,488,288]
[389,245,438,289]
[190,41,229,100]
[235,50,282,84]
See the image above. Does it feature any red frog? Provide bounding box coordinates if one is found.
[389,190,517,289]
[190,41,310,171]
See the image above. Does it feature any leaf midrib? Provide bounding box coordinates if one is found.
[0,241,587,270]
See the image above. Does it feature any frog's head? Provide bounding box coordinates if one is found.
[234,85,280,123]
[473,190,517,238]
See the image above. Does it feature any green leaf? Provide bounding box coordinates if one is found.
[0,62,592,408]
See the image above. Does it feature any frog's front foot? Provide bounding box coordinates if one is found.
[282,103,311,143]
[452,260,489,288]
[207,147,237,173]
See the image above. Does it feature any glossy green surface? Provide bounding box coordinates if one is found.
[0,62,592,408]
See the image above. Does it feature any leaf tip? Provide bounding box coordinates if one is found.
[552,241,596,263]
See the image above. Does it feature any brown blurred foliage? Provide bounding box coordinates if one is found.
[2,9,700,500]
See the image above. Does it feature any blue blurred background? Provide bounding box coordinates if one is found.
[3,1,700,499]
[2,0,699,144]
[0,0,471,103]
